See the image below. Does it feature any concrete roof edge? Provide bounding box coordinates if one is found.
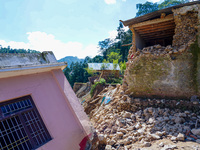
[0,62,67,73]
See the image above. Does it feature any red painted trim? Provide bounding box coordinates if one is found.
[79,134,92,150]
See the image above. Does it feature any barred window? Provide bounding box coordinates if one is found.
[0,96,51,150]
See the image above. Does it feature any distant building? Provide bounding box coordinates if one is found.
[88,63,120,82]
[0,52,91,150]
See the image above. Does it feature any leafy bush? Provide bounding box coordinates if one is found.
[119,61,126,75]
[107,76,123,84]
[85,67,95,76]
[90,78,106,96]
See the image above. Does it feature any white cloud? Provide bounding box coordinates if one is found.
[108,26,129,40]
[148,0,162,2]
[108,30,118,40]
[104,0,116,4]
[0,31,99,59]
[104,0,126,4]
[124,26,129,32]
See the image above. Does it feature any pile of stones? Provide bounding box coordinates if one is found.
[87,85,200,150]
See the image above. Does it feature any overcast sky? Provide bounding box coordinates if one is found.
[0,0,163,59]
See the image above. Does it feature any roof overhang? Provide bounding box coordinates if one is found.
[0,62,67,79]
[133,14,175,42]
[120,1,200,27]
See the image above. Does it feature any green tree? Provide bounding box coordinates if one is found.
[0,45,40,54]
[119,61,126,75]
[136,2,159,17]
[158,0,189,9]
[113,59,118,70]
[98,38,113,60]
[136,0,189,17]
[92,55,104,63]
[107,51,122,63]
[116,22,132,62]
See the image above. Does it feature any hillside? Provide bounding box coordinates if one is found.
[58,56,84,66]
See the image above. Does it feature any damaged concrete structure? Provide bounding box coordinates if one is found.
[121,1,200,99]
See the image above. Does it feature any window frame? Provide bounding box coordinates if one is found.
[0,95,52,150]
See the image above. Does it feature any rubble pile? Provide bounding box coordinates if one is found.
[128,43,189,61]
[84,85,200,149]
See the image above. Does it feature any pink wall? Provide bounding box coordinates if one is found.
[0,69,89,150]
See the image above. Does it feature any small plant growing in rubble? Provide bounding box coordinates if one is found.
[90,78,106,96]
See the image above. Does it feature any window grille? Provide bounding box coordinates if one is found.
[0,96,51,150]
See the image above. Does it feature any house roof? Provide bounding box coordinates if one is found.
[120,1,200,27]
[88,63,120,71]
[0,51,67,79]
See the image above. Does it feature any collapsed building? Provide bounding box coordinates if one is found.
[80,2,200,149]
[120,1,200,99]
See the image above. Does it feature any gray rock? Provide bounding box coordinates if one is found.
[171,136,177,141]
[109,139,116,145]
[105,145,112,150]
[117,118,126,127]
[142,142,151,147]
[161,145,177,150]
[190,95,199,104]
[123,112,131,118]
[192,129,200,136]
[175,117,185,124]
[116,132,123,138]
[119,128,127,134]
[156,131,166,136]
[148,107,153,113]
[135,123,141,129]
[159,142,164,147]
[151,134,161,140]
[98,134,105,141]
[149,118,154,124]
[196,139,200,144]
[177,133,185,141]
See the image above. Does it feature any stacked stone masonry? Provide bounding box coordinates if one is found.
[123,4,200,99]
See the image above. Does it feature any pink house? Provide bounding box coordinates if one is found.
[0,52,92,150]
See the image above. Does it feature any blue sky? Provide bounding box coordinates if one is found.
[0,0,162,59]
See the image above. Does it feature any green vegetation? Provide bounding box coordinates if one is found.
[107,76,123,84]
[62,21,131,87]
[90,78,106,96]
[0,45,40,54]
[136,0,189,17]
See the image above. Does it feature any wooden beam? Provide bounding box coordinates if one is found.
[122,43,132,47]
[139,30,175,37]
[143,34,174,40]
[141,32,174,38]
[130,28,136,52]
[135,26,175,34]
[134,20,175,30]
[142,31,174,37]
[131,16,174,28]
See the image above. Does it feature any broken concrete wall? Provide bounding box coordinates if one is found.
[123,4,200,99]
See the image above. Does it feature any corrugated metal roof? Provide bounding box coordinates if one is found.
[121,1,200,27]
[88,63,120,70]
